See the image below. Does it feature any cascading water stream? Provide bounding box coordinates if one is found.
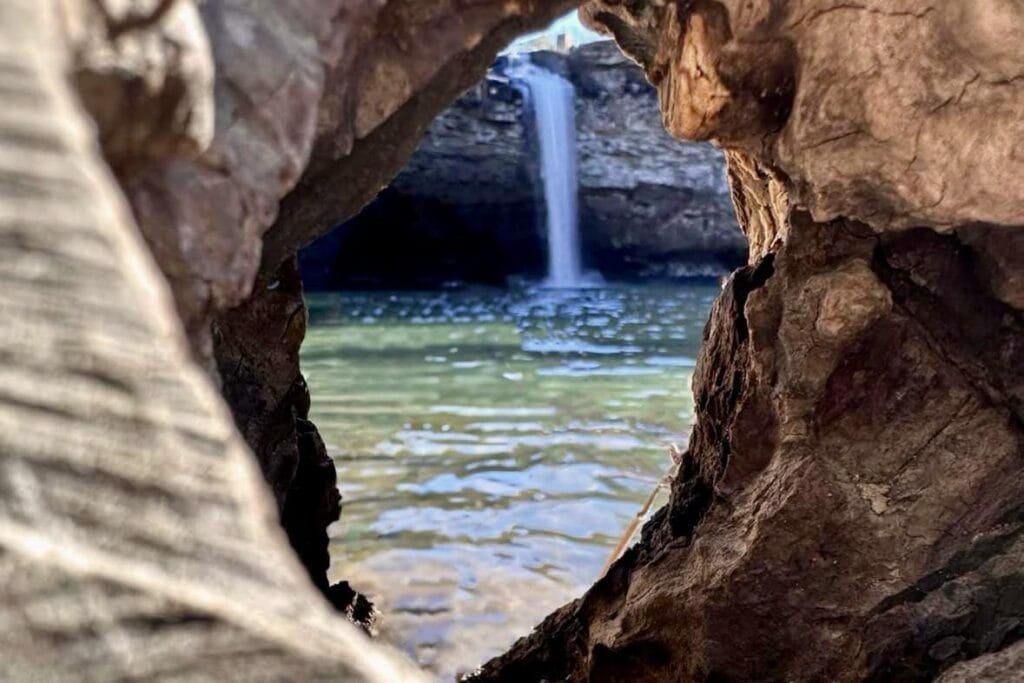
[509,60,587,288]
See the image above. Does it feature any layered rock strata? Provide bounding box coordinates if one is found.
[302,40,745,289]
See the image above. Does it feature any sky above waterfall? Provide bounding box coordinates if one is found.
[508,11,603,52]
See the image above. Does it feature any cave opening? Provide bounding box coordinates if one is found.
[291,13,746,678]
[8,0,1024,680]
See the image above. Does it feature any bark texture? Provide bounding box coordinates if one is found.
[471,1,1024,680]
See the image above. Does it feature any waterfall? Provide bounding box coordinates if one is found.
[510,61,585,288]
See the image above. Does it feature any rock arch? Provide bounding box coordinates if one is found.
[2,0,1023,680]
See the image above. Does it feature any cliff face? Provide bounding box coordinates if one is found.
[302,40,744,288]
[300,76,542,288]
[568,41,743,277]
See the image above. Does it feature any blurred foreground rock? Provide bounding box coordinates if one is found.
[0,1,422,679]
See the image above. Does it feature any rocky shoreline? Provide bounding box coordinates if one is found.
[300,41,745,289]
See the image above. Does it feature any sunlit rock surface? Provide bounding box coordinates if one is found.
[474,1,1024,681]
[301,41,744,288]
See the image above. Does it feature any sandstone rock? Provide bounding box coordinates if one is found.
[76,0,581,602]
[212,259,345,600]
[61,0,214,172]
[119,0,344,362]
[471,2,1024,680]
[11,0,587,671]
[9,0,1024,680]
[584,0,1024,232]
[474,216,1024,683]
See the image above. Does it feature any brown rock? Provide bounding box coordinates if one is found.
[937,640,1024,682]
[472,2,1024,680]
[75,0,582,601]
[213,258,368,620]
[474,216,1024,683]
[11,0,1024,680]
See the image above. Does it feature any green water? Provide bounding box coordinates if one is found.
[302,282,718,678]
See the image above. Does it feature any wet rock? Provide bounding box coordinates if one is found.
[301,41,745,288]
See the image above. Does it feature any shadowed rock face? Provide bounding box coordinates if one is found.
[68,0,579,611]
[300,41,745,288]
[470,1,1024,680]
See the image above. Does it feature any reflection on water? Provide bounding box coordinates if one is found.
[303,283,718,679]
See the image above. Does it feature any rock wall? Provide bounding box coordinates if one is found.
[300,75,543,288]
[567,41,744,278]
[472,1,1024,680]
[67,0,577,614]
[7,0,1024,680]
[302,40,745,288]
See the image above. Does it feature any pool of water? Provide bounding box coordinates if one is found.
[302,282,718,679]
